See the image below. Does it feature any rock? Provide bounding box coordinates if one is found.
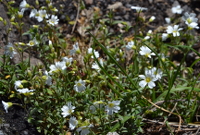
[84,0,93,5]
[107,2,123,10]
[13,51,43,66]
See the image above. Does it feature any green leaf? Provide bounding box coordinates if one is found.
[110,115,132,132]
[47,89,53,95]
[156,85,200,101]
[47,117,54,124]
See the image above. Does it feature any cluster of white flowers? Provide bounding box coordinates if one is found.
[61,102,93,134]
[48,56,73,74]
[14,80,35,95]
[87,48,100,59]
[139,67,163,89]
[90,100,121,115]
[182,12,199,30]
[19,0,59,26]
[162,25,183,41]
[162,4,199,41]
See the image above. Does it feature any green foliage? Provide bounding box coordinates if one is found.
[1,0,200,134]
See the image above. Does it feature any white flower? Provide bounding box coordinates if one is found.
[61,102,75,118]
[19,0,29,12]
[47,15,59,26]
[87,48,99,58]
[2,101,13,113]
[14,80,23,90]
[27,37,38,46]
[74,79,86,92]
[90,100,104,113]
[187,22,199,30]
[43,71,52,86]
[171,5,183,14]
[18,11,24,18]
[182,12,198,24]
[91,59,104,72]
[77,124,93,135]
[148,67,163,80]
[159,53,166,61]
[16,88,35,94]
[165,18,171,24]
[49,61,67,74]
[69,116,78,130]
[36,10,49,22]
[4,42,17,59]
[139,46,155,58]
[144,30,152,40]
[62,57,73,67]
[131,6,148,12]
[166,25,183,37]
[107,132,119,135]
[162,33,169,41]
[139,69,157,89]
[125,41,136,50]
[149,16,155,22]
[29,9,39,18]
[105,100,120,115]
[70,42,80,55]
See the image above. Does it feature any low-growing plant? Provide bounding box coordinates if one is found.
[1,0,200,135]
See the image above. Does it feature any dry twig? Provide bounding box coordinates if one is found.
[71,0,80,34]
[141,95,183,131]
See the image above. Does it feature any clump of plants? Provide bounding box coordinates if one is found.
[1,0,200,135]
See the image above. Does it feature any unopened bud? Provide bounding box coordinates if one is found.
[27,70,32,77]
[36,0,39,5]
[149,16,155,22]
[46,0,50,4]
[18,11,24,19]
[8,1,15,5]
[21,80,28,83]
[10,16,15,22]
[0,17,3,21]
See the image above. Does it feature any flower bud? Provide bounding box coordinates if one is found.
[149,16,155,22]
[0,17,3,21]
[8,1,15,5]
[10,16,15,22]
[27,70,32,77]
[36,0,39,5]
[18,11,24,19]
[21,80,28,83]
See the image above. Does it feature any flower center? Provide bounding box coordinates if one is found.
[173,30,177,34]
[108,103,114,108]
[29,41,34,46]
[145,77,151,83]
[77,83,82,87]
[187,18,192,24]
[145,53,150,57]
